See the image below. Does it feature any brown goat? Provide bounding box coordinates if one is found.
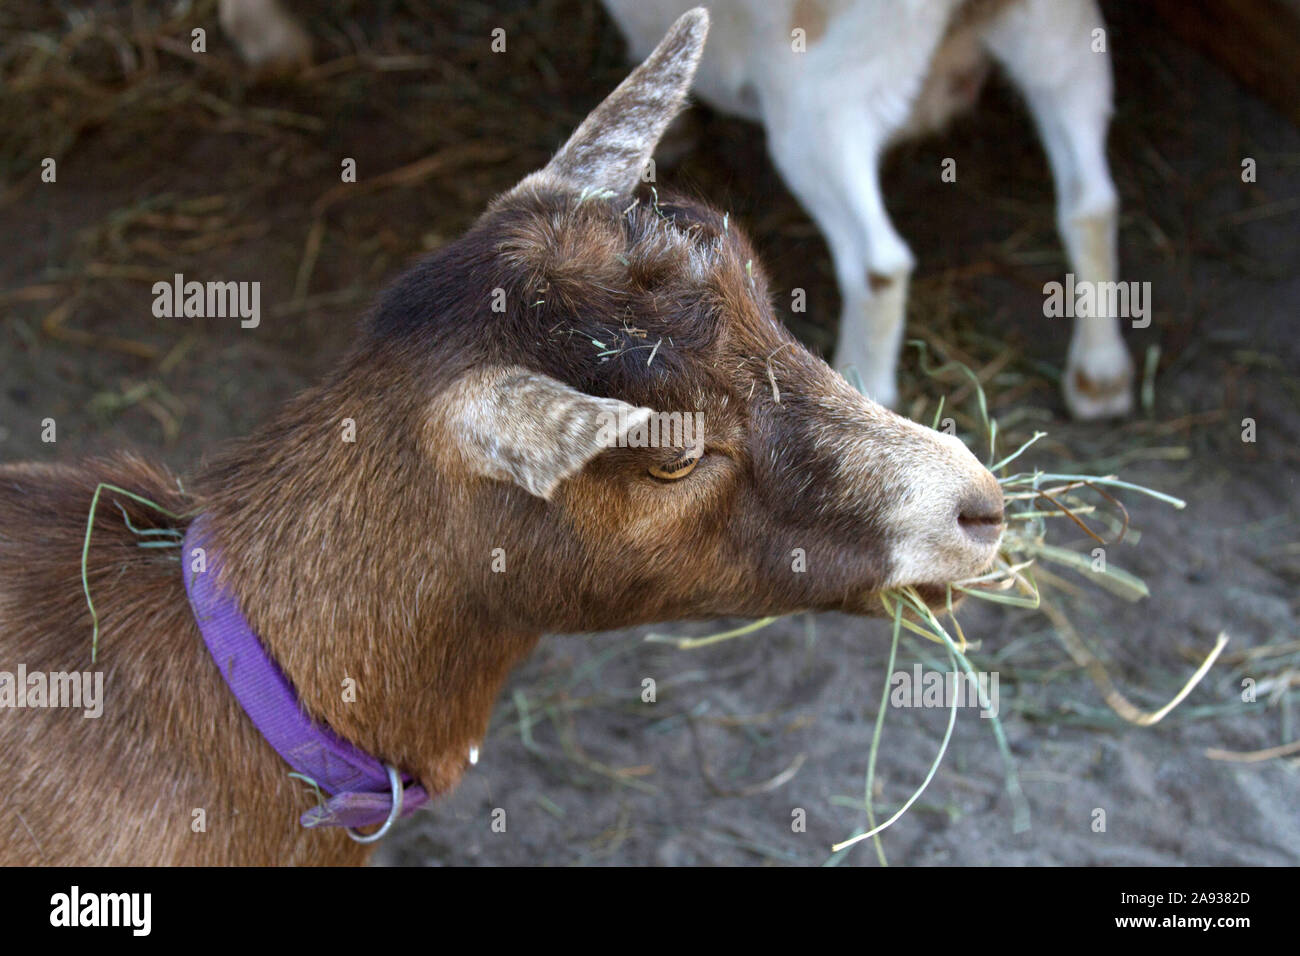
[0,9,1003,865]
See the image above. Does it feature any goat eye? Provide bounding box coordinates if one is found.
[648,448,703,481]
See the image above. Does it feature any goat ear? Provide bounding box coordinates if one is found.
[445,366,655,500]
[507,7,709,200]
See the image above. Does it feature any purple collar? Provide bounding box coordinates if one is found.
[181,515,430,838]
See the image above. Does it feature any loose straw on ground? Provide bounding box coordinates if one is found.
[1040,600,1229,726]
[1205,739,1300,763]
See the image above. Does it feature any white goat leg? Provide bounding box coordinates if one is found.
[757,2,964,408]
[983,0,1133,418]
[764,103,914,407]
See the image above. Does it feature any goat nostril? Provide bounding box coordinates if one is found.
[957,490,1004,546]
[959,511,1004,544]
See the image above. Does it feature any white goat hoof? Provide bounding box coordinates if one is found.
[1063,343,1134,420]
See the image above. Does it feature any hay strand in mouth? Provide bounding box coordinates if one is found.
[885,586,1032,835]
[644,616,779,649]
[832,597,962,853]
[863,600,904,865]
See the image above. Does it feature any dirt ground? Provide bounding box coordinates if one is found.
[1,1,1297,866]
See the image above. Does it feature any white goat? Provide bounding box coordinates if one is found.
[603,0,1132,418]
[219,0,1134,417]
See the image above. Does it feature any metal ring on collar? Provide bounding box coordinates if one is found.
[346,764,404,844]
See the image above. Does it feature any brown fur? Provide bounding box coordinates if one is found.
[0,182,985,865]
[0,456,365,864]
